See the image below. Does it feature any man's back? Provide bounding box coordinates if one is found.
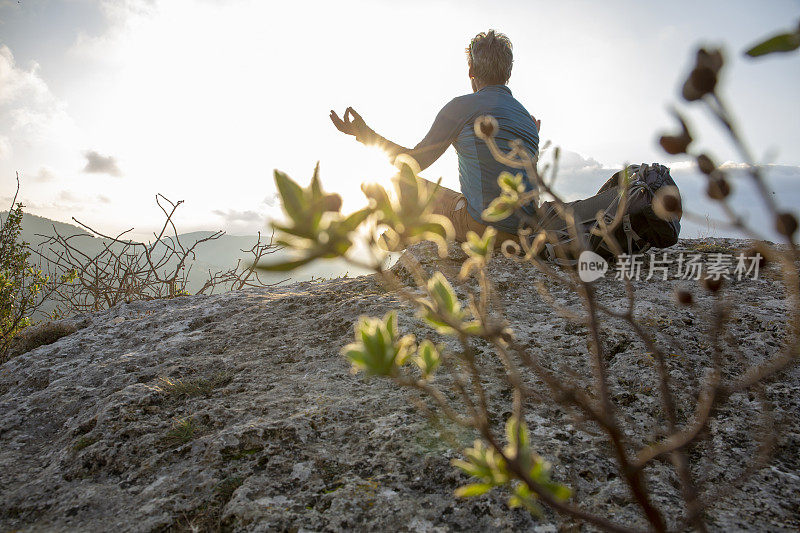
[427,85,540,231]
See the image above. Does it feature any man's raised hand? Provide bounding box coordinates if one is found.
[531,114,542,133]
[330,106,369,139]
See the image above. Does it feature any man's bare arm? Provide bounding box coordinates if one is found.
[330,106,452,171]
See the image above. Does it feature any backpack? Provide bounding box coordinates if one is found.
[534,163,681,263]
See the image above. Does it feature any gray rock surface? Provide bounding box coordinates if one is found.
[1,238,798,532]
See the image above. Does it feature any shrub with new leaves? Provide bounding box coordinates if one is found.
[342,311,416,377]
[481,171,530,223]
[261,159,587,526]
[453,417,571,514]
[269,162,369,271]
[1,181,49,361]
[261,156,454,273]
[341,311,443,381]
[260,32,799,532]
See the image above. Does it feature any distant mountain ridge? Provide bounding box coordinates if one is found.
[1,211,93,243]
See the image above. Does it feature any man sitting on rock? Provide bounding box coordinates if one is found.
[330,29,541,244]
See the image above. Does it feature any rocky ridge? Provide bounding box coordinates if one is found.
[1,238,798,532]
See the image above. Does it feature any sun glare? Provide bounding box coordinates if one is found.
[327,143,399,214]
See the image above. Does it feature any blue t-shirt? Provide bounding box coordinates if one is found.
[408,85,540,232]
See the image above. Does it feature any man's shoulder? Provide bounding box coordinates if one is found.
[441,92,478,112]
[432,93,482,127]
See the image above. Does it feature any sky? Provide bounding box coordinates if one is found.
[1,0,799,242]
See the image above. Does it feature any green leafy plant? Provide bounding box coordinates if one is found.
[1,175,54,362]
[481,171,531,222]
[745,20,800,57]
[342,311,416,377]
[453,417,571,515]
[260,156,453,273]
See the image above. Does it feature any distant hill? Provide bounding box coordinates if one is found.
[3,211,93,243]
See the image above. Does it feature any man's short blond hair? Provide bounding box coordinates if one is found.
[467,30,513,86]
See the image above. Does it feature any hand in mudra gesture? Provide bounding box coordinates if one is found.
[329,106,370,139]
[531,114,541,133]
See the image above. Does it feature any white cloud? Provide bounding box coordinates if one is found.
[0,45,47,104]
[33,166,56,182]
[213,208,263,224]
[0,135,10,160]
[210,207,270,234]
[665,159,696,171]
[82,150,122,177]
[719,161,752,170]
[59,190,80,202]
[0,42,77,201]
[542,148,617,201]
[262,193,278,207]
[0,45,67,134]
[554,149,604,173]
[69,0,158,65]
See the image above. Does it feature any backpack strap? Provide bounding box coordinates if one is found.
[544,242,578,266]
[622,214,651,254]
